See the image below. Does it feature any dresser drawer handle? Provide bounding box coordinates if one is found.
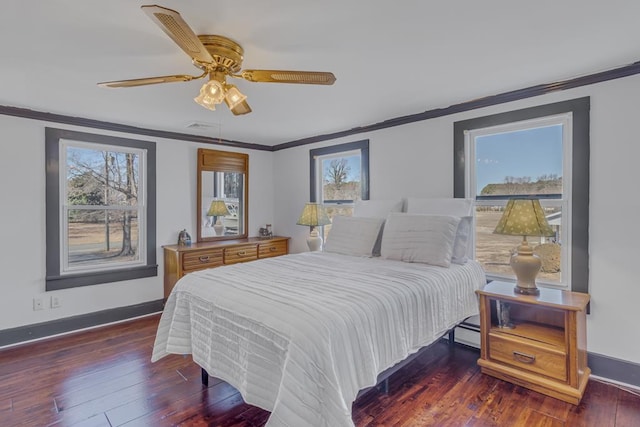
[269,246,277,252]
[513,351,536,364]
[237,251,247,256]
[198,256,210,263]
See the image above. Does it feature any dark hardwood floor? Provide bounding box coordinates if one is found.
[1,314,638,427]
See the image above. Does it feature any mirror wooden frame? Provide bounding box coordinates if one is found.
[197,148,249,242]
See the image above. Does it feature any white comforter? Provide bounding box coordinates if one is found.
[152,252,485,427]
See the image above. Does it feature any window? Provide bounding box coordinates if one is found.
[201,171,244,237]
[454,98,589,293]
[310,140,369,237]
[219,172,243,235]
[46,128,157,290]
[469,117,567,286]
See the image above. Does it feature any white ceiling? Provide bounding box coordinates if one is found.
[2,1,640,146]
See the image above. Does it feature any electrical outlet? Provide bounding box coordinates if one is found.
[33,298,44,311]
[50,295,61,309]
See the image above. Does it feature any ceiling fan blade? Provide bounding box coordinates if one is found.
[97,74,200,88]
[228,99,252,115]
[141,5,214,64]
[240,70,336,85]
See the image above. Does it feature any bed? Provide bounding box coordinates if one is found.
[152,198,486,427]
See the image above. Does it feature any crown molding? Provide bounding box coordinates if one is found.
[272,60,640,151]
[0,105,271,151]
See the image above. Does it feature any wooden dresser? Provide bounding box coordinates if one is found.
[476,281,590,404]
[162,236,290,299]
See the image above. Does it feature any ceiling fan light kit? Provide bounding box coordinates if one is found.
[194,80,225,110]
[194,80,248,112]
[224,85,247,109]
[97,4,336,115]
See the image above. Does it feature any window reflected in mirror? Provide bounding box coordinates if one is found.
[197,148,248,242]
[200,171,244,238]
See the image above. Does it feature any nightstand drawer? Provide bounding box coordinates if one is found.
[489,332,567,381]
[182,249,224,271]
[224,245,258,264]
[258,240,288,258]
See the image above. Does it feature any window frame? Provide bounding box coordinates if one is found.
[453,97,590,293]
[309,139,370,204]
[466,115,570,287]
[45,128,157,291]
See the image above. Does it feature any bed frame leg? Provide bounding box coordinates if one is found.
[448,328,455,347]
[201,368,209,386]
[379,378,389,394]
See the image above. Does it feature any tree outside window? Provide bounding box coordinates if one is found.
[46,128,157,290]
[64,145,141,270]
[309,140,370,239]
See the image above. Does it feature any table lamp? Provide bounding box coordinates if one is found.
[493,198,555,295]
[207,200,230,236]
[296,203,331,251]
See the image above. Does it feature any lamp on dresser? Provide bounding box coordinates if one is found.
[493,198,555,295]
[207,200,230,236]
[296,203,331,251]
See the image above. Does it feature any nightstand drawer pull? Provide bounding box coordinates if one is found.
[513,351,536,364]
[269,246,277,252]
[198,256,210,262]
[237,251,247,256]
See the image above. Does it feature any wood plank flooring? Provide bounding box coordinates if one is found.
[0,314,638,426]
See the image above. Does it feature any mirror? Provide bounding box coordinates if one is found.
[197,148,249,242]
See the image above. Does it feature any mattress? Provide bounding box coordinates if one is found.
[152,252,486,427]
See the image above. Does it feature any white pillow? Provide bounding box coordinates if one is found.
[353,199,404,218]
[324,216,385,257]
[451,216,472,264]
[405,198,474,264]
[405,198,473,217]
[352,199,404,256]
[380,213,460,267]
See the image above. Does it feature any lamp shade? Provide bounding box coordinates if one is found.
[194,80,225,110]
[224,84,247,109]
[493,198,554,237]
[297,203,330,252]
[207,200,230,217]
[296,203,331,227]
[493,198,555,295]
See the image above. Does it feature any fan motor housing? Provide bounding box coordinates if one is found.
[198,35,244,73]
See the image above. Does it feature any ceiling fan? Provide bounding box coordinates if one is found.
[98,4,336,115]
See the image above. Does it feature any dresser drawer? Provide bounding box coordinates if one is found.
[258,240,288,258]
[489,332,567,381]
[163,237,290,300]
[182,248,224,272]
[224,245,258,264]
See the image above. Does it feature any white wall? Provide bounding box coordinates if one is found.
[2,71,639,369]
[273,73,640,366]
[0,116,275,331]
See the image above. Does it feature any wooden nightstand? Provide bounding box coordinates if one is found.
[476,281,590,404]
